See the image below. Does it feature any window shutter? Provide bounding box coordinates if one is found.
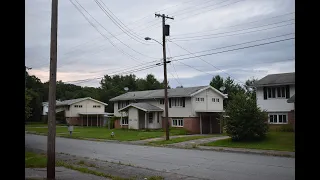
[182,97,185,107]
[286,85,290,99]
[263,87,267,99]
[118,101,120,109]
[169,98,171,108]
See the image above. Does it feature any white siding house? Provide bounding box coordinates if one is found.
[110,86,228,134]
[255,72,295,125]
[42,97,108,126]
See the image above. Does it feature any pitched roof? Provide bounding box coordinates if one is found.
[109,86,208,101]
[56,97,108,106]
[255,72,295,87]
[118,103,164,112]
[287,94,295,103]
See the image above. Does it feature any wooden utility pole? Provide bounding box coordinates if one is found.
[47,0,58,179]
[155,13,173,140]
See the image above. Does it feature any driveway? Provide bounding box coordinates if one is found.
[25,134,295,180]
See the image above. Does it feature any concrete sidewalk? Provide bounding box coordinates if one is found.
[129,134,213,145]
[167,136,230,148]
[25,167,110,180]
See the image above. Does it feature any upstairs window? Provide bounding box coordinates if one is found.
[263,85,290,100]
[159,99,164,104]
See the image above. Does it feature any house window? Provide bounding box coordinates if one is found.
[216,98,219,102]
[121,117,128,125]
[269,113,288,124]
[212,98,215,102]
[172,119,183,127]
[74,105,78,108]
[148,113,153,123]
[172,98,183,107]
[159,99,164,105]
[74,105,82,108]
[93,105,101,108]
[157,113,159,123]
[196,97,204,102]
[266,86,288,99]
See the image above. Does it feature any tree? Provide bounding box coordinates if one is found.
[210,75,224,90]
[25,90,33,121]
[224,93,268,141]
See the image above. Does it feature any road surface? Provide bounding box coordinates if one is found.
[25,134,295,180]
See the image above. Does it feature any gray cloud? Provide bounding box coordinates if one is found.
[26,0,295,88]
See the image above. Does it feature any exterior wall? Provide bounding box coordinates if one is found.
[65,99,105,117]
[146,112,162,129]
[114,119,128,129]
[256,85,295,112]
[128,107,139,129]
[183,117,200,134]
[192,88,224,115]
[114,102,128,117]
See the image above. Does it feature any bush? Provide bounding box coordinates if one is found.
[224,93,269,141]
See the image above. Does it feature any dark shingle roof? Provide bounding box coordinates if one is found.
[287,94,295,103]
[119,103,163,112]
[110,86,207,101]
[56,97,107,106]
[255,72,295,86]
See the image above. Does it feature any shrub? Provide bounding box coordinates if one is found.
[224,93,269,141]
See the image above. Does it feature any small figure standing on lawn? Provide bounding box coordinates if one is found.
[67,123,74,136]
[111,131,115,138]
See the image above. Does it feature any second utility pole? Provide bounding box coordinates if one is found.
[155,13,174,141]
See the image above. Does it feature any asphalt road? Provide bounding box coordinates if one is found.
[25,134,295,180]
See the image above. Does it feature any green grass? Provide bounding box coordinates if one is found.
[148,135,223,145]
[25,126,188,141]
[25,152,48,168]
[203,132,295,152]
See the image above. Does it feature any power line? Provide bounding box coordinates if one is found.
[172,12,295,37]
[94,0,151,45]
[171,22,294,41]
[166,42,183,86]
[75,0,159,59]
[171,19,294,39]
[169,40,245,84]
[69,0,142,64]
[171,37,295,62]
[169,33,294,58]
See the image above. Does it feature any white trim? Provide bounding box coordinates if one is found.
[118,104,163,112]
[172,118,184,127]
[190,86,228,98]
[268,113,288,124]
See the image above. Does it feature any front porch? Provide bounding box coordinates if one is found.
[197,112,222,134]
[118,103,163,129]
[77,112,106,127]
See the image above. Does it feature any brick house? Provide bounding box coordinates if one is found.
[254,72,295,127]
[109,85,228,134]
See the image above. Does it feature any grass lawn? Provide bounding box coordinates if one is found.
[25,126,188,141]
[25,152,49,168]
[148,135,223,145]
[203,132,295,152]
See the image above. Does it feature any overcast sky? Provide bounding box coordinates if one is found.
[25,0,295,88]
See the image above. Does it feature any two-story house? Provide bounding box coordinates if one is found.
[42,97,108,126]
[109,85,228,134]
[255,72,295,126]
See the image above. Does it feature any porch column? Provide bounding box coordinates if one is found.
[120,112,123,127]
[145,112,147,129]
[87,114,88,127]
[81,115,83,127]
[97,114,98,127]
[200,113,202,134]
[210,115,212,134]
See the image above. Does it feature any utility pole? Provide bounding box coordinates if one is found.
[155,13,174,141]
[47,0,58,179]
